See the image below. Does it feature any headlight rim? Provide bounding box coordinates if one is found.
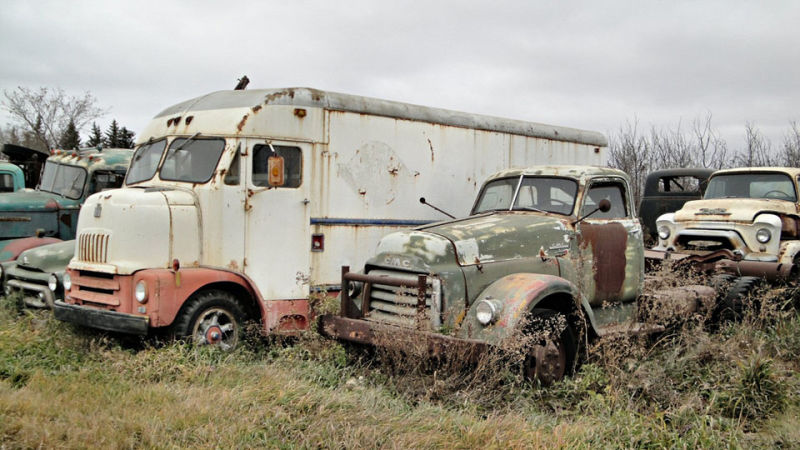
[476,297,501,326]
[48,273,59,292]
[135,280,148,303]
[62,272,72,291]
[756,227,772,244]
[657,225,671,240]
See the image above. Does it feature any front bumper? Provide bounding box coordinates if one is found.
[53,300,149,335]
[7,279,56,309]
[319,314,486,359]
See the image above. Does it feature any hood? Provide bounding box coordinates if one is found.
[16,239,75,273]
[371,230,458,272]
[0,189,76,211]
[675,198,798,223]
[421,212,570,266]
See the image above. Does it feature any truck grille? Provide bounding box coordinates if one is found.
[364,269,441,329]
[78,232,110,263]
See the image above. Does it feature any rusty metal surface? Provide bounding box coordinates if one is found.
[318,314,488,360]
[715,259,795,281]
[579,222,628,301]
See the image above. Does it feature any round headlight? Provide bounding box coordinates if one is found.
[63,272,72,291]
[756,228,772,244]
[657,225,671,240]
[48,274,59,292]
[135,281,148,303]
[476,298,500,325]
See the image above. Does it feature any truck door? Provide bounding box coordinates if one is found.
[577,178,644,306]
[244,140,311,300]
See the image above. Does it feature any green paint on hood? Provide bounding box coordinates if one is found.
[420,212,571,266]
[15,240,75,273]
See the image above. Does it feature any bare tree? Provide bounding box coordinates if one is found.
[2,86,107,151]
[609,118,651,204]
[692,113,728,169]
[737,122,777,167]
[781,121,800,167]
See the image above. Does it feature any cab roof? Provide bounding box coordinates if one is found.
[46,148,133,170]
[151,87,608,147]
[485,165,629,183]
[711,167,800,178]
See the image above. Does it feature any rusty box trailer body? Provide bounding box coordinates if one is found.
[54,87,607,345]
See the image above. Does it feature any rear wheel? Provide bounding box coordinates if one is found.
[522,308,577,386]
[172,289,247,350]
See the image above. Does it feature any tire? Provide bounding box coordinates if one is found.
[172,289,247,350]
[716,276,762,322]
[522,308,577,386]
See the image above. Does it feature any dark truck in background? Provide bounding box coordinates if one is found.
[638,168,713,242]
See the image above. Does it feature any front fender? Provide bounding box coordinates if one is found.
[456,273,596,345]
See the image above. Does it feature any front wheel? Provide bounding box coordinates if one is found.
[172,290,247,350]
[522,308,577,386]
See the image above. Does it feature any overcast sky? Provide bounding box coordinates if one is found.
[0,0,798,154]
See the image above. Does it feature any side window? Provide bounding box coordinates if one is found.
[658,176,702,194]
[90,171,126,194]
[583,183,628,219]
[252,144,302,188]
[0,173,14,192]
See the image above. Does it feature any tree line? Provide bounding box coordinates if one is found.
[608,114,800,204]
[0,86,136,152]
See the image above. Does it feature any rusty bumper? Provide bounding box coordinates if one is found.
[646,249,795,281]
[319,314,487,359]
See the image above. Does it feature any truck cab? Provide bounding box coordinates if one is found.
[0,148,131,261]
[321,166,686,383]
[651,167,800,280]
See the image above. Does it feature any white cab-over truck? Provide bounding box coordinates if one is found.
[54,87,607,348]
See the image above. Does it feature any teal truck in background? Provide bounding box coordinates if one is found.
[0,147,132,261]
[0,147,132,307]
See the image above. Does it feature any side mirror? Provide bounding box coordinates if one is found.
[598,198,611,213]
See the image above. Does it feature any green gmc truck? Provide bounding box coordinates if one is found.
[321,165,714,384]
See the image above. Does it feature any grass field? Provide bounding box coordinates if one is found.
[1,290,799,449]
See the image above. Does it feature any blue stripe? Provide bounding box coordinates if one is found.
[310,217,435,226]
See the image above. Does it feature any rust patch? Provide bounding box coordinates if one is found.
[252,105,262,113]
[427,138,435,162]
[185,115,193,125]
[228,259,239,270]
[237,114,249,132]
[580,222,627,301]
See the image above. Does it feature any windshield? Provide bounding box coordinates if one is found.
[126,139,167,185]
[473,176,578,215]
[159,138,225,183]
[38,161,87,199]
[704,173,797,202]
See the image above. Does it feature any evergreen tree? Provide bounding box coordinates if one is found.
[119,126,135,148]
[104,119,120,148]
[58,119,81,149]
[86,122,104,148]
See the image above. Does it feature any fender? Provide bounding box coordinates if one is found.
[779,240,800,265]
[0,236,62,262]
[136,267,309,334]
[455,272,599,344]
